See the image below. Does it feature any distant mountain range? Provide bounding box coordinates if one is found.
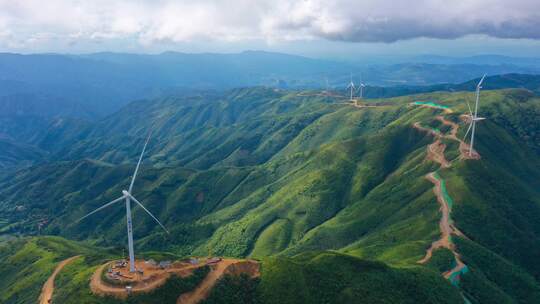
[410,54,540,67]
[1,51,539,119]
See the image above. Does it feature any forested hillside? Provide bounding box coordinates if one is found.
[0,87,539,303]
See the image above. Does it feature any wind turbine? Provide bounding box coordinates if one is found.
[325,77,330,95]
[76,131,169,273]
[357,75,366,106]
[359,82,366,100]
[346,73,356,101]
[463,74,487,157]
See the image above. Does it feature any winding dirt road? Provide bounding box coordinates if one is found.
[90,262,201,299]
[39,256,80,304]
[177,259,259,304]
[413,112,476,286]
[418,173,465,264]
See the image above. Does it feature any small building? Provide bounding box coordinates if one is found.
[159,260,172,269]
[145,259,157,266]
[114,260,127,268]
[189,258,199,265]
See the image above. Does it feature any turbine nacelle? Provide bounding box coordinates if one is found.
[463,114,486,122]
[122,190,130,196]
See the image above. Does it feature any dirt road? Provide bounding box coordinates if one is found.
[413,113,474,287]
[39,256,80,304]
[90,262,201,299]
[177,259,259,304]
[418,173,462,263]
[89,258,259,302]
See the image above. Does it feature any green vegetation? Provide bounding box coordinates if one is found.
[441,138,460,161]
[0,236,108,304]
[0,87,539,303]
[125,266,210,304]
[202,274,261,304]
[258,251,462,304]
[201,251,466,304]
[426,248,455,273]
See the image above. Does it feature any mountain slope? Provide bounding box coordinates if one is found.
[0,87,539,303]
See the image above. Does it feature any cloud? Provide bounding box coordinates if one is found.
[0,0,539,51]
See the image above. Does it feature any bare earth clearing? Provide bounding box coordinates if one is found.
[89,258,259,303]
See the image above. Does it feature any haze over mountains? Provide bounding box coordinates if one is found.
[2,51,540,119]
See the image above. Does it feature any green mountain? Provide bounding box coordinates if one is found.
[0,86,539,303]
[3,73,540,170]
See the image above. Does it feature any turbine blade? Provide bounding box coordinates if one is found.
[466,100,473,117]
[477,74,487,88]
[76,196,125,223]
[463,122,473,141]
[128,194,169,234]
[129,130,153,193]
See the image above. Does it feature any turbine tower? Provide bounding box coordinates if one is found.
[76,131,169,272]
[357,79,366,106]
[346,73,356,101]
[463,74,487,157]
[325,77,330,94]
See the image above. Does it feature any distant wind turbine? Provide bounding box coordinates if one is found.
[325,77,330,93]
[346,73,356,101]
[463,74,487,157]
[357,74,366,106]
[359,82,365,99]
[75,130,169,273]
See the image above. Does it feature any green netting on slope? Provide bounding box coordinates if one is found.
[413,101,450,110]
[448,264,470,286]
[433,172,455,210]
[440,179,454,210]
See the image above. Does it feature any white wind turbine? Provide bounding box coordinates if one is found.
[76,131,169,273]
[359,82,366,100]
[346,73,356,101]
[357,75,366,106]
[325,77,330,94]
[463,74,487,157]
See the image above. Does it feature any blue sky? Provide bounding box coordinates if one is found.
[1,0,540,59]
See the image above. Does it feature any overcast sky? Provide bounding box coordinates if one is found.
[1,0,540,58]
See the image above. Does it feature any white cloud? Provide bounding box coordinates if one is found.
[0,0,539,51]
